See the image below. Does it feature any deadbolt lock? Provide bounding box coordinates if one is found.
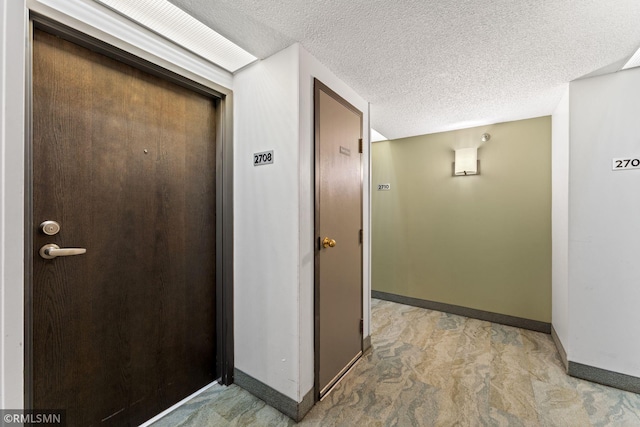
[322,237,337,248]
[40,220,61,236]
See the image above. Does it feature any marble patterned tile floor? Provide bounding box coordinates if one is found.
[150,299,640,426]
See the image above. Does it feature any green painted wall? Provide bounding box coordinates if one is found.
[372,116,551,322]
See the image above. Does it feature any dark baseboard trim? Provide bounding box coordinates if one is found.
[551,325,568,371]
[363,335,372,353]
[372,290,551,334]
[568,362,640,395]
[234,369,315,421]
[298,387,315,420]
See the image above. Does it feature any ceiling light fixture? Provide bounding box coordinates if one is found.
[94,0,257,72]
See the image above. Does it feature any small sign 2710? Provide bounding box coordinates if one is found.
[254,150,274,166]
[377,183,391,191]
[612,158,640,171]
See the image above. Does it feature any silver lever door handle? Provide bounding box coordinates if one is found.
[40,243,87,260]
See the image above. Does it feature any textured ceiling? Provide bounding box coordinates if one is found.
[169,0,640,139]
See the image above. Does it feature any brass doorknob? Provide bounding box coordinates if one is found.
[322,237,336,248]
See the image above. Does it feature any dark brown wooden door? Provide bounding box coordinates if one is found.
[31,29,217,426]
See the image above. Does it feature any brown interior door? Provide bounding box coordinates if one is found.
[315,79,363,397]
[31,29,217,426]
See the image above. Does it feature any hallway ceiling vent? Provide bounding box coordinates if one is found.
[94,0,257,72]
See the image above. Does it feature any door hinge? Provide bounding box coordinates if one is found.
[358,138,363,154]
[359,229,363,244]
[359,318,363,334]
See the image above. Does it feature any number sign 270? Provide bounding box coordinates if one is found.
[612,158,640,171]
[254,150,274,166]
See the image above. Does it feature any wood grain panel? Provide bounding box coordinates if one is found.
[32,29,216,426]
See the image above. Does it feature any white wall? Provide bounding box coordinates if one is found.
[551,86,570,350]
[568,68,640,377]
[233,44,301,401]
[1,0,232,409]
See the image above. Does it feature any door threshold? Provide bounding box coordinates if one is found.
[139,381,218,427]
[320,351,363,400]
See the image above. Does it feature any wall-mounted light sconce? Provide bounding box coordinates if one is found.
[454,148,478,176]
[453,133,488,176]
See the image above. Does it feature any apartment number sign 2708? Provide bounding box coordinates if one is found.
[612,158,640,171]
[254,150,274,166]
